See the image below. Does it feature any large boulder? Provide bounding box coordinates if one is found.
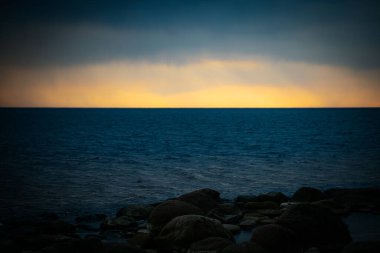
[128,230,154,248]
[312,199,350,215]
[223,224,241,234]
[178,188,220,212]
[192,188,221,200]
[221,242,269,253]
[250,224,302,253]
[217,203,242,215]
[291,187,325,202]
[101,216,136,230]
[324,188,380,213]
[244,201,279,210]
[252,192,289,204]
[277,204,351,252]
[116,204,153,219]
[148,200,204,233]
[235,195,258,204]
[209,203,243,224]
[156,215,232,249]
[189,237,233,253]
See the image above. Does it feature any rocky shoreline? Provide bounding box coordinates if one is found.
[1,187,380,253]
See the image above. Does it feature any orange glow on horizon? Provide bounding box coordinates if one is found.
[0,59,379,107]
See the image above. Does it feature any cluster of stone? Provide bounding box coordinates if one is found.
[1,187,379,253]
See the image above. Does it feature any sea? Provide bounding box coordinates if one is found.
[0,108,380,218]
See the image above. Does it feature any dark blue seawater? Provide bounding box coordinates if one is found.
[0,108,380,218]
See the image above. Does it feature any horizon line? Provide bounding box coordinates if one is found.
[1,107,379,109]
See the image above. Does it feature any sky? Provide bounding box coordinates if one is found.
[0,0,379,107]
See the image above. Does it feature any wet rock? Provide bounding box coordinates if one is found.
[137,228,150,233]
[209,204,243,224]
[148,200,203,233]
[221,242,269,253]
[136,220,148,229]
[218,203,241,214]
[277,203,351,252]
[206,208,225,220]
[235,195,257,204]
[244,201,279,210]
[239,218,259,228]
[178,189,220,212]
[291,187,325,202]
[76,214,107,232]
[189,237,233,253]
[325,188,380,213]
[223,214,243,224]
[252,192,289,204]
[255,209,282,218]
[156,215,232,249]
[250,224,302,253]
[101,216,136,230]
[256,218,276,225]
[241,214,270,226]
[223,224,241,234]
[76,214,107,223]
[116,204,153,220]
[341,241,380,253]
[192,188,221,200]
[243,213,268,219]
[312,199,351,215]
[280,202,299,208]
[128,231,154,249]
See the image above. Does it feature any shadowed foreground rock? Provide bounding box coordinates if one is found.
[312,199,350,215]
[250,224,302,253]
[116,204,153,220]
[156,214,233,249]
[277,203,352,252]
[148,200,204,233]
[221,242,269,253]
[324,188,380,213]
[103,242,146,253]
[1,187,379,253]
[291,187,325,202]
[236,192,289,206]
[188,236,233,253]
[253,192,289,204]
[178,188,221,212]
[101,216,136,230]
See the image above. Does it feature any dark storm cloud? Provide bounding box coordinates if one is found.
[0,0,379,68]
